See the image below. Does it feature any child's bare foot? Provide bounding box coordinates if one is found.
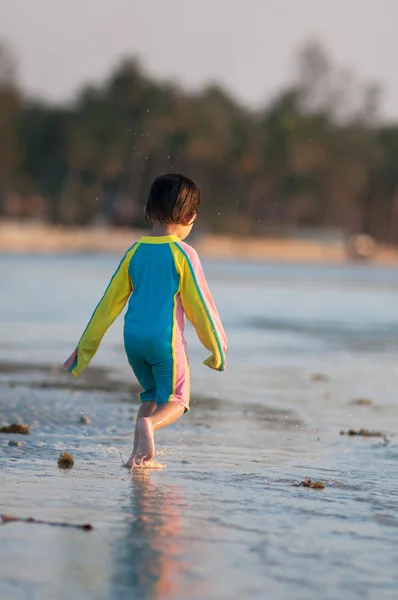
[133,417,155,466]
[124,454,136,469]
[124,431,139,469]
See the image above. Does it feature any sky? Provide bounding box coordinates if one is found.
[1,0,397,120]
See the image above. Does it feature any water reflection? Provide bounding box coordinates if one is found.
[112,471,190,599]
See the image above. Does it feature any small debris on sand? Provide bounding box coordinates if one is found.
[340,429,390,444]
[293,477,325,489]
[79,414,91,425]
[0,424,30,435]
[350,398,373,406]
[340,428,385,437]
[311,373,329,382]
[57,452,74,468]
[0,514,92,531]
[8,440,21,447]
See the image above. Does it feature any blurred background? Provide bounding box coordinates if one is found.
[1,0,398,260]
[1,3,398,599]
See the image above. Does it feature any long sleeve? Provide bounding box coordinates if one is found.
[173,242,227,371]
[64,246,136,377]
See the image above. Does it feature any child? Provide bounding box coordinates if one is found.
[63,174,227,468]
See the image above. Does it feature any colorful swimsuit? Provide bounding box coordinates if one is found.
[63,235,227,410]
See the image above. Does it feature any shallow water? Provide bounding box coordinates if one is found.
[1,254,398,600]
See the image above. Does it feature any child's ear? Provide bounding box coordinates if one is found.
[183,212,196,226]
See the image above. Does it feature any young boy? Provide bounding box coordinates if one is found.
[64,174,227,468]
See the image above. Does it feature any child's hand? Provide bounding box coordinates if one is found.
[204,355,226,372]
[63,348,78,372]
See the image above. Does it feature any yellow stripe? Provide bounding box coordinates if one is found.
[73,242,141,376]
[140,235,180,245]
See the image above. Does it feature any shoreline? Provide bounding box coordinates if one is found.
[1,221,398,265]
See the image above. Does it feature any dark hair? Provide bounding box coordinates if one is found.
[145,173,200,225]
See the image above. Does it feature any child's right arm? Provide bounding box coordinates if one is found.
[173,243,227,371]
[64,245,137,376]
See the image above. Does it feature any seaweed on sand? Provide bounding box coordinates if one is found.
[57,452,74,468]
[340,428,390,444]
[293,477,325,489]
[0,514,92,530]
[350,399,373,406]
[0,424,30,435]
[340,428,385,437]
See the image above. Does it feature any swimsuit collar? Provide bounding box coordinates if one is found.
[139,235,181,244]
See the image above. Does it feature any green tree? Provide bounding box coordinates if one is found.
[0,41,20,206]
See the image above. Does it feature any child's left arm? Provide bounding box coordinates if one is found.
[174,244,227,371]
[63,251,133,377]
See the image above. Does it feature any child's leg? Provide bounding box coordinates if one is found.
[129,349,189,467]
[125,401,156,468]
[134,402,185,465]
[123,350,157,468]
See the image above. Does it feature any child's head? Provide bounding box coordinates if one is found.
[145,174,200,240]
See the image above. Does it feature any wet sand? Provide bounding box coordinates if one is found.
[1,358,398,600]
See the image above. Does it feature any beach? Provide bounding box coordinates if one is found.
[1,254,398,599]
[2,221,398,265]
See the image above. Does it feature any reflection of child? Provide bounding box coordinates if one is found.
[64,174,227,468]
[124,471,186,598]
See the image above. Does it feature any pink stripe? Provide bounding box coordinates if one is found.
[173,294,190,408]
[174,293,186,348]
[179,242,227,353]
[63,348,78,371]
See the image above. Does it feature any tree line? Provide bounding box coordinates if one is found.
[1,40,398,244]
